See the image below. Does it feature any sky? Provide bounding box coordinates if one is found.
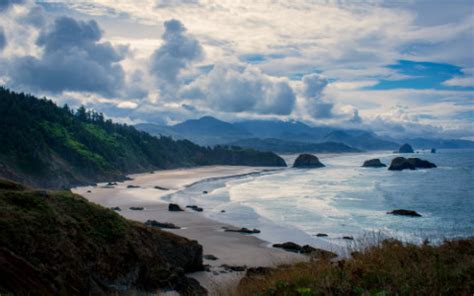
[0,0,473,139]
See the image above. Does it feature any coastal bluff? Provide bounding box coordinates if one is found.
[0,179,206,295]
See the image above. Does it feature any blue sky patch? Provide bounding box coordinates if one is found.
[368,60,474,91]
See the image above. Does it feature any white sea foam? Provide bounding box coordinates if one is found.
[165,149,474,246]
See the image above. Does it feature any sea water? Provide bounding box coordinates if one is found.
[164,149,474,249]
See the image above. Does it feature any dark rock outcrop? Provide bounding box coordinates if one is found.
[221,264,247,272]
[145,220,180,229]
[388,157,437,171]
[362,159,386,168]
[222,226,260,234]
[399,143,414,153]
[273,242,337,258]
[293,154,325,168]
[186,205,204,212]
[127,185,140,188]
[431,148,436,153]
[129,207,144,211]
[343,236,354,240]
[315,233,328,237]
[110,206,121,211]
[154,186,169,191]
[168,203,184,212]
[387,209,422,217]
[0,179,205,295]
[203,254,218,260]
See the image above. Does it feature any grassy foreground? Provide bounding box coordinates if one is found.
[238,238,474,296]
[0,179,205,295]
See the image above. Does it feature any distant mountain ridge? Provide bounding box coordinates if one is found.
[226,138,361,153]
[136,116,474,152]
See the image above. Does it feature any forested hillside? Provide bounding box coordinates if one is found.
[0,87,285,188]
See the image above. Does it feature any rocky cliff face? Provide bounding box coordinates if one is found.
[0,179,205,295]
[293,154,325,168]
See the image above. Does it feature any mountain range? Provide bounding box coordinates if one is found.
[136,116,474,152]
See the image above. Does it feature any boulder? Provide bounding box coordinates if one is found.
[362,159,386,168]
[221,264,246,272]
[154,186,169,191]
[110,207,121,211]
[273,242,337,258]
[387,209,422,217]
[222,226,260,234]
[144,220,180,229]
[399,143,414,153]
[388,157,436,171]
[273,242,302,252]
[168,203,184,212]
[431,148,436,153]
[343,236,354,240]
[203,254,218,260]
[129,207,144,211]
[186,205,204,212]
[127,185,140,188]
[293,154,325,168]
[315,233,328,237]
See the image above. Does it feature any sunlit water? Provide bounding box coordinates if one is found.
[164,149,474,248]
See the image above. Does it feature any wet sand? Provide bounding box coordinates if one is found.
[73,166,306,294]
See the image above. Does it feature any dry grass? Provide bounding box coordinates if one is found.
[237,237,474,296]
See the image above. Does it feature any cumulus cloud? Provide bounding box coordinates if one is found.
[149,19,202,96]
[155,0,199,8]
[182,63,296,115]
[8,16,126,96]
[0,27,6,50]
[301,73,335,119]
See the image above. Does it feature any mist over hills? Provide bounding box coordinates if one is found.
[136,116,474,153]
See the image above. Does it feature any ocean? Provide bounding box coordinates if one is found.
[164,149,474,250]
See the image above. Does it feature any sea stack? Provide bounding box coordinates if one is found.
[362,159,386,168]
[388,157,437,171]
[399,143,414,153]
[293,154,325,168]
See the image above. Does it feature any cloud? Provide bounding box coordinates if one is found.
[149,19,202,96]
[301,73,335,119]
[0,27,6,50]
[182,63,296,115]
[0,0,25,12]
[155,0,199,9]
[8,16,126,96]
[117,101,138,109]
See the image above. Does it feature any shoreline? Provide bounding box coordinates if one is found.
[73,165,307,293]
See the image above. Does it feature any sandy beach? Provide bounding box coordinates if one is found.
[73,166,306,294]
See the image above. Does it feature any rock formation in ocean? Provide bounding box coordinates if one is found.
[293,154,325,168]
[399,143,414,153]
[387,209,422,217]
[169,203,184,211]
[388,157,437,171]
[362,159,387,168]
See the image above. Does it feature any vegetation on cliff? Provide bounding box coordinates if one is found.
[0,87,285,188]
[238,237,474,295]
[0,179,206,295]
